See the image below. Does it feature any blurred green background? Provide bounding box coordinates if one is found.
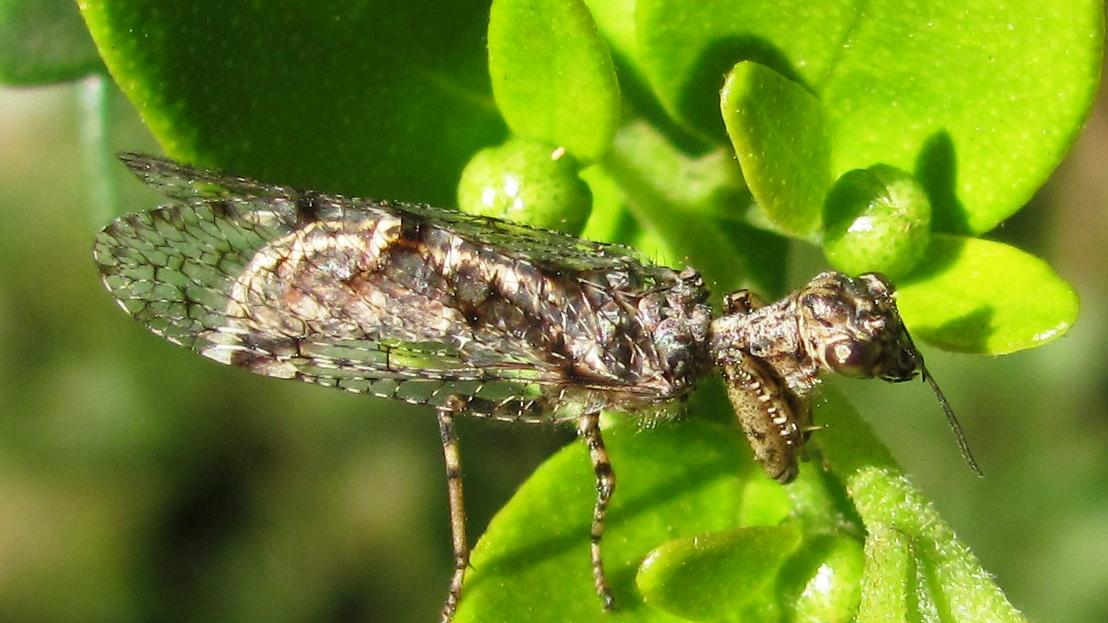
[2,22,1108,623]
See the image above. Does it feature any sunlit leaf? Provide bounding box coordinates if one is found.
[79,0,505,205]
[898,235,1079,354]
[488,0,620,160]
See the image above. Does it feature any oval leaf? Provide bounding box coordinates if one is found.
[637,525,802,621]
[454,420,755,622]
[79,0,505,205]
[897,234,1079,354]
[488,0,621,161]
[637,0,1103,234]
[721,61,830,237]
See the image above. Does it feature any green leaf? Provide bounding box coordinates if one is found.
[856,524,914,622]
[488,0,621,161]
[721,61,830,238]
[781,533,866,623]
[737,473,792,526]
[636,0,1103,234]
[897,234,1079,354]
[816,389,1029,623]
[454,420,755,622]
[581,0,637,67]
[822,165,933,281]
[848,469,1029,623]
[636,524,802,621]
[78,0,505,205]
[457,137,592,234]
[0,0,104,84]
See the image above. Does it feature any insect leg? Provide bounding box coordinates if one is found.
[437,398,469,623]
[719,354,806,483]
[577,411,616,611]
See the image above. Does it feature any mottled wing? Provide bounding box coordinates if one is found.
[117,153,652,276]
[94,154,664,420]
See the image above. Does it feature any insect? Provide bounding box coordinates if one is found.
[94,153,979,622]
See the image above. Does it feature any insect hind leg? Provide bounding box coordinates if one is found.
[577,411,616,611]
[437,397,469,623]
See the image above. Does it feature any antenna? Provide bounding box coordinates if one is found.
[902,329,984,477]
[920,363,983,476]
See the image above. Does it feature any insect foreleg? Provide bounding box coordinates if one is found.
[718,354,807,483]
[577,411,616,611]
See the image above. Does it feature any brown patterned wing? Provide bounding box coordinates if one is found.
[94,154,675,421]
[115,153,652,275]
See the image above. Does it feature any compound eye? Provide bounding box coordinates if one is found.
[824,340,878,377]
